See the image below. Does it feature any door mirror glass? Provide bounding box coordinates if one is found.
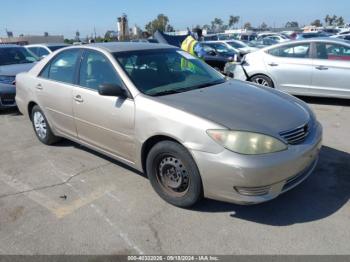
[98,83,126,97]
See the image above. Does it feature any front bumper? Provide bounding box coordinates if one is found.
[191,121,323,205]
[0,83,16,109]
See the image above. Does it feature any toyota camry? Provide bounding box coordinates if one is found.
[15,43,322,207]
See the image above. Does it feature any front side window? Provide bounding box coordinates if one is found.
[315,43,350,61]
[79,50,122,91]
[40,49,80,84]
[268,44,310,58]
[0,47,38,66]
[114,49,225,96]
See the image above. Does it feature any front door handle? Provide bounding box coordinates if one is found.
[74,95,84,103]
[268,62,278,67]
[316,65,328,70]
[36,83,43,90]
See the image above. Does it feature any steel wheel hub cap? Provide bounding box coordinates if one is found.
[254,78,269,86]
[158,157,189,193]
[33,112,47,139]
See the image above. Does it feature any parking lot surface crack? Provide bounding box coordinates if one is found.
[0,163,111,199]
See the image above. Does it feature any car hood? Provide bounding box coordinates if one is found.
[154,80,310,136]
[0,63,36,76]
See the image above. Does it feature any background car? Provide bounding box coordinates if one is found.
[296,32,331,39]
[331,33,350,41]
[230,38,350,99]
[15,42,322,207]
[200,42,239,72]
[25,43,69,58]
[220,40,259,55]
[0,44,38,109]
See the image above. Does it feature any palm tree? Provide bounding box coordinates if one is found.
[229,16,240,29]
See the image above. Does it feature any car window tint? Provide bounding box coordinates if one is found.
[316,43,350,61]
[37,47,49,57]
[268,44,310,58]
[45,49,80,84]
[28,47,39,56]
[79,50,122,91]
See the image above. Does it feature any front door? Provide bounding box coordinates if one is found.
[265,43,313,94]
[72,50,136,162]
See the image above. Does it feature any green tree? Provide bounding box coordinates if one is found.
[336,16,345,26]
[243,22,252,30]
[260,22,268,30]
[229,15,240,29]
[311,19,322,27]
[211,18,224,32]
[145,14,174,34]
[285,21,299,28]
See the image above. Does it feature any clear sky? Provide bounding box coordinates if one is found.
[1,0,349,38]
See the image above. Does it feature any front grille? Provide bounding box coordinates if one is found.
[279,123,309,145]
[0,94,16,105]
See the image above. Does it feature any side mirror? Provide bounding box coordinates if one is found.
[98,83,126,98]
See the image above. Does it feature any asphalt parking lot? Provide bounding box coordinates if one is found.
[0,96,349,255]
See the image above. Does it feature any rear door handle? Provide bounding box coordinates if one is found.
[268,62,278,67]
[316,65,328,70]
[74,95,84,103]
[36,83,43,90]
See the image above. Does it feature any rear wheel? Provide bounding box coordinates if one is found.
[31,105,60,145]
[250,74,274,88]
[146,141,203,207]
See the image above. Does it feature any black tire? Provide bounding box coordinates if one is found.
[250,74,274,88]
[146,141,203,207]
[31,105,60,145]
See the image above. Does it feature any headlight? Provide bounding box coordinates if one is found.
[207,130,287,155]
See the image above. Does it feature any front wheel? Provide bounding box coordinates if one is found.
[250,74,274,88]
[146,141,203,207]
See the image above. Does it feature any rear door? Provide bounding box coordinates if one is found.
[72,49,136,162]
[36,49,81,138]
[265,43,313,94]
[311,42,350,98]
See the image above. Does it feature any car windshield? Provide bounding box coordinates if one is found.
[227,41,246,49]
[114,49,225,96]
[204,43,236,55]
[0,47,38,66]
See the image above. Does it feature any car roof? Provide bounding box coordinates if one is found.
[26,43,69,47]
[264,37,350,50]
[86,42,176,53]
[0,44,23,48]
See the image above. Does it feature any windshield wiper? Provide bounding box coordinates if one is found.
[152,88,190,97]
[187,79,226,91]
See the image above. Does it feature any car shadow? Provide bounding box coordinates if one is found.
[297,96,350,107]
[54,139,145,178]
[54,139,349,226]
[0,107,20,116]
[193,146,350,226]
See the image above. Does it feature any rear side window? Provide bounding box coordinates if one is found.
[37,47,50,57]
[268,44,310,58]
[40,49,80,84]
[315,43,350,61]
[79,50,122,91]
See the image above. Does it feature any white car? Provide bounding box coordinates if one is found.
[231,38,350,99]
[204,40,258,55]
[25,43,69,58]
